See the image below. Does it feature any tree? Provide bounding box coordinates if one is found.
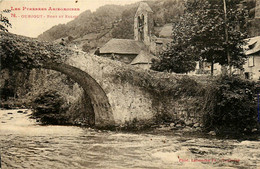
[152,0,249,75]
[190,0,249,75]
[151,39,197,73]
[0,9,12,32]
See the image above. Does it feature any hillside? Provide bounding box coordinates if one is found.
[37,0,185,51]
[37,5,125,41]
[37,0,259,52]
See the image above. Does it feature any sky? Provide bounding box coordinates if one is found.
[0,0,142,37]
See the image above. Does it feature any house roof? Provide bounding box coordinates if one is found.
[245,36,260,55]
[135,2,153,16]
[130,50,157,65]
[99,39,146,55]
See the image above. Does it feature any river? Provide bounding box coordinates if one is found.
[0,109,259,169]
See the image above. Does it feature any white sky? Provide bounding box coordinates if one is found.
[0,0,142,37]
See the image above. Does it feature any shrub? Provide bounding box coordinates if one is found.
[174,76,204,97]
[203,76,259,136]
[31,90,69,124]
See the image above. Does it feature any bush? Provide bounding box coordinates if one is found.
[174,76,204,97]
[31,90,69,124]
[203,76,259,136]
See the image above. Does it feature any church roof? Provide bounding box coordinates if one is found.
[131,50,157,65]
[99,39,146,55]
[135,2,153,15]
[244,36,260,55]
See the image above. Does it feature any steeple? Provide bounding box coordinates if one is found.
[135,2,153,16]
[134,2,154,46]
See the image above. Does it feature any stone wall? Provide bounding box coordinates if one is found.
[66,51,211,126]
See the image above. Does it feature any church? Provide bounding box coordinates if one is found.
[99,1,260,80]
[99,2,171,69]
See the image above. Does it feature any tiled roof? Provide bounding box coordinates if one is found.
[99,39,146,55]
[245,36,260,55]
[131,50,157,65]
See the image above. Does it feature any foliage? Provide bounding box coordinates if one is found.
[151,44,197,73]
[31,90,69,124]
[149,0,184,26]
[38,5,125,41]
[189,0,249,69]
[111,7,137,39]
[152,0,249,73]
[0,69,31,101]
[0,9,12,32]
[174,76,204,97]
[0,32,74,70]
[38,0,185,42]
[203,76,259,135]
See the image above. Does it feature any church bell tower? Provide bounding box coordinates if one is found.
[134,2,154,46]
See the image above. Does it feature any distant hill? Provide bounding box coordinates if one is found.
[37,5,125,41]
[37,0,185,51]
[38,0,259,52]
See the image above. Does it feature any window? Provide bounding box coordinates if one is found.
[245,72,250,79]
[245,72,253,80]
[248,56,254,67]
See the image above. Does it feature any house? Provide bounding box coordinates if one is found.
[130,50,158,69]
[243,36,260,80]
[99,2,171,69]
[99,39,146,64]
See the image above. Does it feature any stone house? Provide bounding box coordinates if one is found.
[99,2,171,69]
[130,50,158,69]
[243,36,260,80]
[99,39,146,64]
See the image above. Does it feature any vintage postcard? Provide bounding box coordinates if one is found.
[0,0,260,168]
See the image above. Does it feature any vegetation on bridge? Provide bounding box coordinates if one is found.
[203,76,259,137]
[0,31,73,70]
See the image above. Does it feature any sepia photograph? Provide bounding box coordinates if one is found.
[0,0,260,168]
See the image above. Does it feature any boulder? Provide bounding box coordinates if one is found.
[208,131,216,136]
[193,123,200,128]
[176,124,182,128]
[185,120,193,126]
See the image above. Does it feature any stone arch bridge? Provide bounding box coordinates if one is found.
[0,32,209,128]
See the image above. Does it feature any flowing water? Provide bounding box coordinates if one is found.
[0,109,259,169]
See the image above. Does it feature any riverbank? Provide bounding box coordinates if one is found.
[1,109,259,169]
[1,108,259,141]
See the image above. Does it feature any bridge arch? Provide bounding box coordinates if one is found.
[0,32,115,128]
[42,62,115,127]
